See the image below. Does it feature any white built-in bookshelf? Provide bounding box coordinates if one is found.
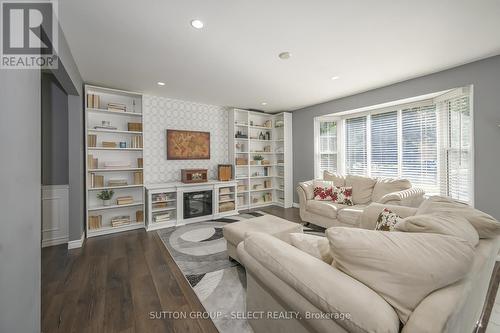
[229,109,293,209]
[85,85,145,237]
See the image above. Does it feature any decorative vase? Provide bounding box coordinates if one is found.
[103,199,111,206]
[255,160,261,165]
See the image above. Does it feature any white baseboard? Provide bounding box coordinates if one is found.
[68,233,85,250]
[42,236,68,248]
[292,202,300,208]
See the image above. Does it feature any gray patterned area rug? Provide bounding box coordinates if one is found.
[157,212,323,333]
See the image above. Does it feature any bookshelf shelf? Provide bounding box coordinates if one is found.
[88,184,143,190]
[152,207,176,213]
[88,147,143,151]
[85,84,145,237]
[87,107,143,117]
[88,168,143,172]
[229,109,293,210]
[88,202,144,211]
[87,221,144,238]
[88,128,143,135]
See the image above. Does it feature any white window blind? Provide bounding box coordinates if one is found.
[318,120,337,174]
[401,105,439,194]
[371,111,398,177]
[345,116,367,176]
[439,93,472,203]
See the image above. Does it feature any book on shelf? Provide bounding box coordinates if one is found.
[107,103,127,113]
[130,135,143,148]
[153,202,171,209]
[89,174,104,188]
[134,171,143,185]
[111,215,131,227]
[219,187,231,195]
[116,196,134,205]
[154,212,172,223]
[220,195,232,201]
[219,201,235,212]
[93,125,118,130]
[128,122,142,132]
[102,141,117,148]
[87,94,100,109]
[88,215,102,230]
[136,210,143,223]
[107,179,128,187]
[137,158,143,168]
[88,134,97,147]
[87,154,98,169]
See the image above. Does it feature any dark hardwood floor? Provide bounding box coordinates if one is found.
[42,206,499,333]
[42,229,219,333]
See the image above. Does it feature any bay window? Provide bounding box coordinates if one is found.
[313,86,473,204]
[315,119,338,177]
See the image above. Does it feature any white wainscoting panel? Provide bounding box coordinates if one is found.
[143,95,229,184]
[42,185,69,247]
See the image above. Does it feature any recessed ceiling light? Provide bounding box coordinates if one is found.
[157,82,165,86]
[331,76,340,80]
[278,52,291,60]
[191,19,204,29]
[261,102,268,106]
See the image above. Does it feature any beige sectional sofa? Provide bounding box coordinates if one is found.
[238,201,500,333]
[297,171,425,228]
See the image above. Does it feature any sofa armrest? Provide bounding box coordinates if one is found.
[239,233,400,333]
[297,180,314,200]
[377,187,425,207]
[360,202,418,229]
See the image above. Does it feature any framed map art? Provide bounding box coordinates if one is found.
[166,130,210,160]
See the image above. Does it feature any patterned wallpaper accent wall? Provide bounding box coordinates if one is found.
[143,95,229,184]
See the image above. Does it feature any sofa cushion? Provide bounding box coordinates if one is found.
[323,171,346,187]
[223,215,303,246]
[306,200,343,219]
[242,233,401,333]
[372,178,412,203]
[332,186,353,206]
[326,227,475,323]
[312,180,335,201]
[395,213,479,247]
[418,196,500,238]
[374,209,403,231]
[346,175,377,204]
[289,233,333,264]
[337,204,366,226]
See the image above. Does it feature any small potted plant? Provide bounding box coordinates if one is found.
[253,155,264,165]
[97,190,114,206]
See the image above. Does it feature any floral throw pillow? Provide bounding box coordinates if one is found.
[332,186,353,206]
[313,180,335,200]
[375,208,403,231]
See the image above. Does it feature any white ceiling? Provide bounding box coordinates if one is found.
[59,0,500,112]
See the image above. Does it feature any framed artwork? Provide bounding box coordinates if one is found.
[166,130,210,160]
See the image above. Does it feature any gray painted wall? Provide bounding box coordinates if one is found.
[42,73,69,185]
[0,71,41,333]
[292,55,500,219]
[48,21,84,242]
[68,94,84,241]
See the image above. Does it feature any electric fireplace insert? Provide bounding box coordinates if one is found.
[183,190,212,219]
